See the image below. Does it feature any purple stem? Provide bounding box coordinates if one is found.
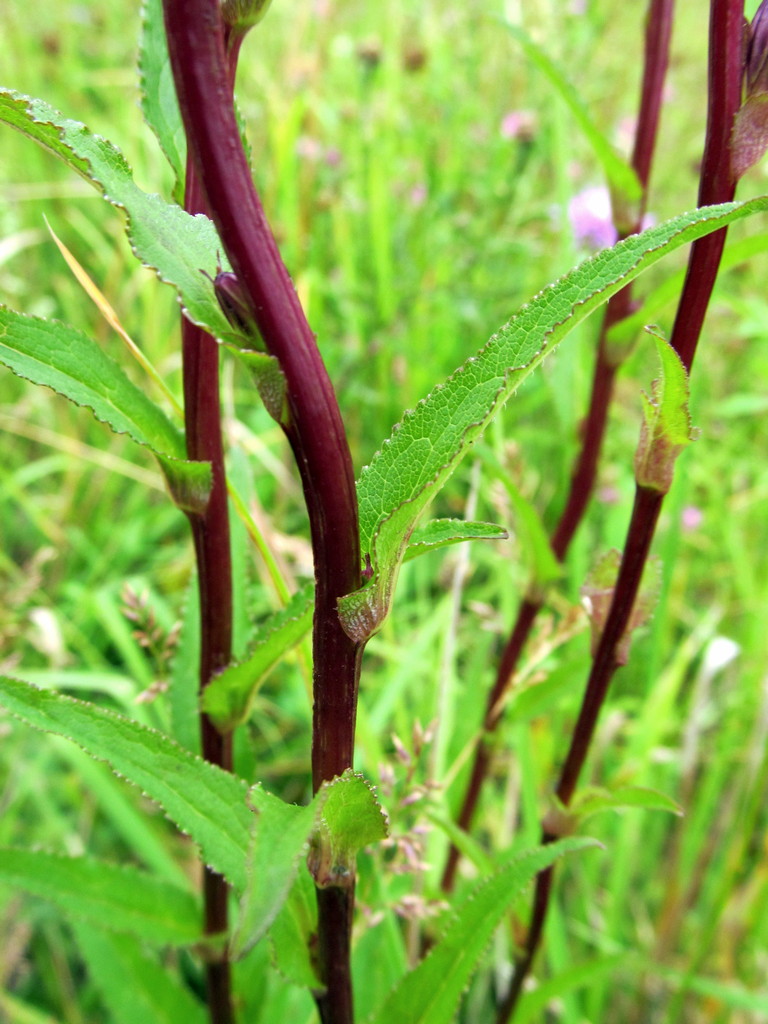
[497,2,744,1019]
[163,4,362,1021]
[182,96,235,1024]
[440,0,675,897]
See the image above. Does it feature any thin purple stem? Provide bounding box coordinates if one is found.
[498,3,744,1019]
[182,104,235,1024]
[440,0,675,897]
[163,4,362,1021]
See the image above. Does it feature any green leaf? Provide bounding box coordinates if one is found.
[231,789,317,960]
[268,866,319,988]
[502,22,642,210]
[0,308,211,511]
[139,0,186,203]
[308,771,389,889]
[572,785,683,822]
[654,965,768,1013]
[230,348,288,424]
[0,90,230,343]
[514,954,632,1023]
[201,583,314,734]
[72,922,208,1024]
[233,770,387,959]
[341,197,768,643]
[0,309,184,457]
[634,329,696,492]
[403,519,508,562]
[0,848,201,946]
[0,991,62,1024]
[0,676,252,890]
[364,838,597,1024]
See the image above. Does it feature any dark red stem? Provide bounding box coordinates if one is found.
[440,0,675,897]
[669,0,742,372]
[498,3,744,1019]
[163,4,362,1022]
[182,102,235,1024]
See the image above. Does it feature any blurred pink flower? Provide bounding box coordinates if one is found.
[409,183,428,207]
[500,109,536,141]
[568,185,618,249]
[681,505,703,532]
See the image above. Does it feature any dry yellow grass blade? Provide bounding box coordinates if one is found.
[44,216,183,417]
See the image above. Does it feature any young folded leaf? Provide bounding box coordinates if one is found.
[634,328,697,492]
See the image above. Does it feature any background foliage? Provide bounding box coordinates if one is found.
[2,1,768,1021]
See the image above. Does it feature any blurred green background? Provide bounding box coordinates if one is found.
[1,2,768,1021]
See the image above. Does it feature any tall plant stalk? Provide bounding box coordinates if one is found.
[163,3,363,1022]
[441,0,675,895]
[497,1,744,1019]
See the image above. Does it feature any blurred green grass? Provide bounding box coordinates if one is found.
[2,1,768,1022]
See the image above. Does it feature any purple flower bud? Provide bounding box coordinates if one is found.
[200,265,264,349]
[747,0,768,96]
[731,1,768,179]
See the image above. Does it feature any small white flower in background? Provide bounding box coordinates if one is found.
[28,607,67,667]
[701,636,740,679]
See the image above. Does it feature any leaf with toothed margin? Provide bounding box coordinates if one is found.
[0,308,211,512]
[340,196,768,644]
[139,0,186,204]
[363,837,598,1024]
[72,923,209,1024]
[307,771,388,889]
[0,849,201,947]
[0,677,252,890]
[232,770,387,960]
[0,89,231,344]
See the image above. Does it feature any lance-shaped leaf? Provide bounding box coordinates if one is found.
[0,676,252,890]
[267,865,319,988]
[233,770,387,959]
[544,784,682,839]
[403,519,508,562]
[634,329,697,492]
[72,923,208,1024]
[202,583,314,734]
[0,308,211,512]
[139,0,186,203]
[364,838,597,1024]
[0,90,229,342]
[340,198,768,644]
[572,785,683,823]
[0,849,201,947]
